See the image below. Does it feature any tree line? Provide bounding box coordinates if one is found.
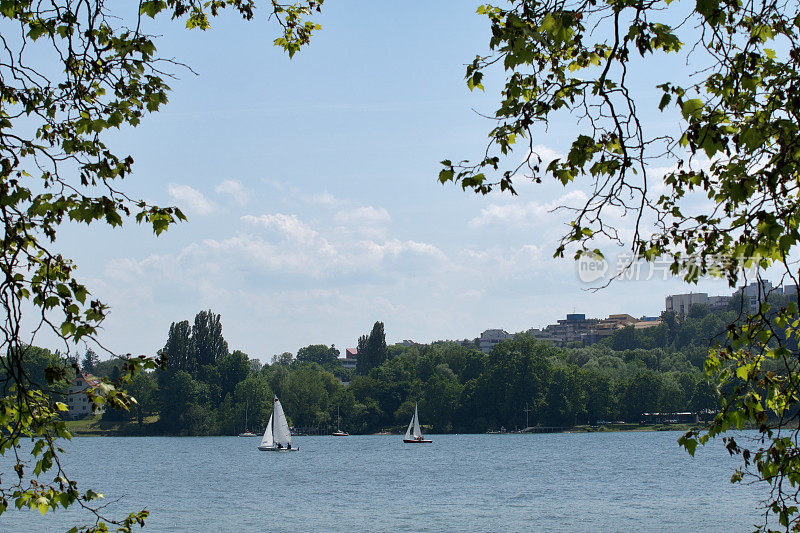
[18,307,742,435]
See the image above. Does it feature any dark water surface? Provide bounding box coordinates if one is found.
[1,431,768,531]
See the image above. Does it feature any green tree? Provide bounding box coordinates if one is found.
[127,372,158,427]
[80,349,101,375]
[191,310,229,371]
[271,352,294,366]
[0,1,324,525]
[356,321,388,375]
[355,334,369,375]
[423,365,463,432]
[296,344,340,366]
[162,320,192,374]
[217,350,251,400]
[439,0,800,526]
[231,373,274,435]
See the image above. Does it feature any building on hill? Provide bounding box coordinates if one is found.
[735,280,774,299]
[338,348,357,370]
[707,295,732,310]
[394,340,417,347]
[634,318,662,329]
[591,314,638,342]
[545,314,600,346]
[67,372,104,419]
[478,329,512,353]
[525,328,551,341]
[665,292,710,315]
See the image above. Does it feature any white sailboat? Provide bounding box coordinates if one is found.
[239,400,257,437]
[258,396,298,451]
[332,405,348,436]
[403,402,431,443]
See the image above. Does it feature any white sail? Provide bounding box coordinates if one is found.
[412,403,422,438]
[272,397,293,447]
[260,413,274,448]
[404,411,414,440]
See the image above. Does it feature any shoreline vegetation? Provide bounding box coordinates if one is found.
[64,414,717,437]
[36,300,780,439]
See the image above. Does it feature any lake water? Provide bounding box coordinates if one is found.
[1,431,769,532]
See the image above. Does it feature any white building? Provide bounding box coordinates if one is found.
[707,295,732,310]
[736,280,774,299]
[665,293,709,315]
[394,340,417,347]
[338,348,358,370]
[66,372,104,419]
[479,329,512,354]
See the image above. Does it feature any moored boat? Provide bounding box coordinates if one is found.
[332,405,349,436]
[239,400,257,437]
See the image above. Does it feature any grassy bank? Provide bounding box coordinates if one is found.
[65,414,159,436]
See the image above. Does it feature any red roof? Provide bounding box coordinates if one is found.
[345,348,358,359]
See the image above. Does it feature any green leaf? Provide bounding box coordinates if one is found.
[681,99,704,120]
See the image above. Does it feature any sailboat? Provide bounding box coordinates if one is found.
[332,405,348,436]
[258,396,298,451]
[239,400,257,437]
[403,403,431,443]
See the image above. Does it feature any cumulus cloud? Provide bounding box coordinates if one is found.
[303,192,348,207]
[331,205,392,239]
[241,213,320,244]
[530,144,562,165]
[334,206,391,225]
[167,184,216,215]
[469,190,587,228]
[215,179,252,205]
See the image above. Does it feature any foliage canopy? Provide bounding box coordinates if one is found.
[0,0,322,530]
[439,0,800,529]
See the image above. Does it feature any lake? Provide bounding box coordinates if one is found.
[1,431,769,531]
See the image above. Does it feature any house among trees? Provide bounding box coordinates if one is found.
[478,329,512,353]
[67,372,104,419]
[339,348,357,370]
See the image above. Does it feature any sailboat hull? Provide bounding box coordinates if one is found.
[403,439,432,443]
[258,446,299,452]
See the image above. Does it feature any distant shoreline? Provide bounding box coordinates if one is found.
[65,417,713,437]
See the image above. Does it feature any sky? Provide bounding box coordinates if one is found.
[34,1,762,362]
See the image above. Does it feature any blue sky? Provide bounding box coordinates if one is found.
[43,1,749,361]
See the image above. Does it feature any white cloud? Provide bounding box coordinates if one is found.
[215,179,251,205]
[357,238,447,265]
[332,206,392,239]
[303,192,348,207]
[241,213,320,244]
[530,144,562,165]
[334,206,391,225]
[167,184,216,215]
[469,190,588,228]
[459,244,545,277]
